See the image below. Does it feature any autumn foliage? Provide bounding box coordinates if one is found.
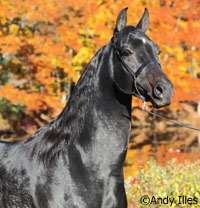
[0,0,200,133]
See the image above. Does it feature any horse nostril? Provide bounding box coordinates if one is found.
[154,83,164,98]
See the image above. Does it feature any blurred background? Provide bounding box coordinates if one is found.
[0,0,200,207]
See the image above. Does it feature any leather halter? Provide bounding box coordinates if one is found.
[112,41,160,101]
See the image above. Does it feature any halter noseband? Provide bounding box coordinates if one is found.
[112,41,160,101]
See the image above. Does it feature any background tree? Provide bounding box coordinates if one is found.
[0,0,200,135]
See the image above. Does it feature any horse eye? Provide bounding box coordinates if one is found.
[121,50,132,57]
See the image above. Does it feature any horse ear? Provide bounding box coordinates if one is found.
[114,8,128,33]
[136,8,149,33]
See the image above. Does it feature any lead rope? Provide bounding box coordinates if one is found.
[132,79,200,132]
[141,100,200,132]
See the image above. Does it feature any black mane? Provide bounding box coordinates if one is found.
[23,47,105,163]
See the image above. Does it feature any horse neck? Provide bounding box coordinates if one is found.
[59,41,132,141]
[60,42,132,172]
[27,42,132,170]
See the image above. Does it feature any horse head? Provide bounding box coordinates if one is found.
[112,8,174,108]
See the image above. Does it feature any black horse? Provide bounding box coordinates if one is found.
[0,8,173,208]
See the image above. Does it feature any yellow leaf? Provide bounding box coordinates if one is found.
[10,24,19,35]
[178,66,186,72]
[51,58,57,67]
[177,51,184,62]
[179,21,187,29]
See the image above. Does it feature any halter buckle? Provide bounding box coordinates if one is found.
[142,101,146,110]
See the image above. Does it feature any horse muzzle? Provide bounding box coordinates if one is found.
[150,80,174,108]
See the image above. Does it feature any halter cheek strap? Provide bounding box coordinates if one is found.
[113,42,200,132]
[112,42,160,100]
